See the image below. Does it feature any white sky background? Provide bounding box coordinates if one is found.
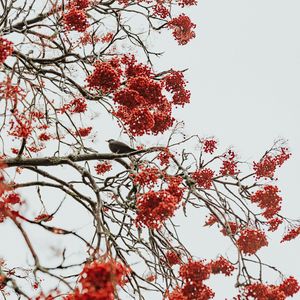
[1,0,300,299]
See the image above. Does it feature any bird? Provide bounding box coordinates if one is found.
[106,139,137,154]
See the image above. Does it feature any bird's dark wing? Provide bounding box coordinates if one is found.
[109,141,136,154]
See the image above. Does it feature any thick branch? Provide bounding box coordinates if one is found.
[2,147,163,168]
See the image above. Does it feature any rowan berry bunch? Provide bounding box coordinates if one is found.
[192,168,215,189]
[243,278,300,300]
[0,193,22,222]
[250,185,282,219]
[0,37,13,64]
[64,260,130,299]
[135,190,180,229]
[168,14,196,45]
[253,147,291,179]
[86,56,191,135]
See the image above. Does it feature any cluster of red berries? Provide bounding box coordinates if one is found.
[59,98,87,114]
[152,4,169,19]
[209,256,235,276]
[113,74,173,135]
[192,168,214,189]
[157,148,174,166]
[86,55,190,136]
[9,113,33,139]
[253,147,291,179]
[202,139,217,154]
[0,37,13,64]
[7,110,55,153]
[165,250,182,266]
[166,176,185,201]
[165,70,191,106]
[135,190,180,229]
[220,221,239,236]
[244,276,299,299]
[168,14,196,45]
[86,59,122,93]
[38,132,52,141]
[281,226,300,243]
[178,0,198,7]
[132,166,160,187]
[204,214,218,227]
[69,0,90,9]
[64,260,130,299]
[168,259,215,300]
[95,161,112,175]
[220,150,238,176]
[0,193,22,223]
[267,217,283,232]
[63,0,90,32]
[0,77,25,106]
[236,228,268,255]
[250,185,282,219]
[75,127,92,137]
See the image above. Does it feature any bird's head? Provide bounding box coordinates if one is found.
[106,139,115,143]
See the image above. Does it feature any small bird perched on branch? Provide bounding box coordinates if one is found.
[106,139,136,154]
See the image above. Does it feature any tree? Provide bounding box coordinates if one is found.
[0,0,299,299]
